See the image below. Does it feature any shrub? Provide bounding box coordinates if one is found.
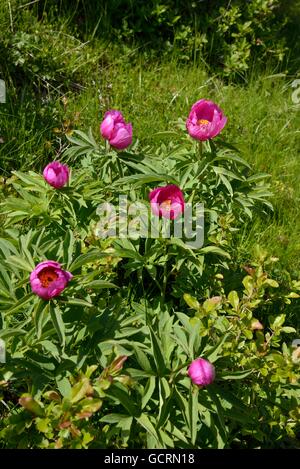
[35,0,290,76]
[0,1,294,82]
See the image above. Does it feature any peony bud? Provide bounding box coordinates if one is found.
[188,358,215,387]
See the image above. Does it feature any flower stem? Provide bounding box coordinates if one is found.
[197,141,203,160]
[161,261,168,305]
[160,241,168,306]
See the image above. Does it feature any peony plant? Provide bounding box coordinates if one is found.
[0,99,299,450]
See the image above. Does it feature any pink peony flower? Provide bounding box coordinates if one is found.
[100,109,132,150]
[30,261,73,300]
[43,161,69,189]
[149,184,185,220]
[186,99,227,141]
[188,358,215,387]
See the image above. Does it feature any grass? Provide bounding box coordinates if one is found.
[0,2,300,279]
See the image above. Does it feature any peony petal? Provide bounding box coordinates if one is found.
[63,271,73,282]
[149,187,162,203]
[109,123,132,150]
[100,115,115,139]
[33,261,61,276]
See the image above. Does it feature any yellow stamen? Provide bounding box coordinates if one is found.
[197,119,210,125]
[160,199,172,210]
[38,268,58,287]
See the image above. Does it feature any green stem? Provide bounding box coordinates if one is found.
[105,140,110,154]
[197,141,203,160]
[160,241,168,307]
[161,261,168,305]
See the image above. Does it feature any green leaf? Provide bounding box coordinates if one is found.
[228,290,239,310]
[63,230,75,269]
[71,377,91,403]
[112,247,143,261]
[49,303,65,346]
[69,249,107,272]
[188,386,199,446]
[85,280,118,290]
[141,376,156,409]
[19,394,45,417]
[212,166,243,181]
[0,238,18,257]
[206,387,228,445]
[5,255,34,272]
[5,293,34,315]
[157,377,172,428]
[40,340,60,357]
[214,387,255,425]
[264,278,279,288]
[136,413,160,444]
[219,174,233,196]
[100,413,132,423]
[165,421,189,446]
[158,429,174,448]
[271,314,286,329]
[34,300,50,339]
[126,368,155,379]
[152,131,180,139]
[149,325,168,375]
[64,297,93,308]
[0,328,26,340]
[114,173,178,187]
[106,383,139,417]
[246,173,270,183]
[220,369,254,380]
[36,418,50,433]
[281,326,296,334]
[199,246,230,259]
[132,346,153,372]
[242,275,254,295]
[205,333,230,363]
[214,153,251,168]
[56,376,72,398]
[12,171,47,189]
[183,293,200,310]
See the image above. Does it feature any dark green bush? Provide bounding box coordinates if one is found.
[30,0,295,76]
[1,1,297,80]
